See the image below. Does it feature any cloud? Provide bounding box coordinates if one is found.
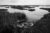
[0,0,50,5]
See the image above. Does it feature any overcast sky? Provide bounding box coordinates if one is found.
[0,0,50,5]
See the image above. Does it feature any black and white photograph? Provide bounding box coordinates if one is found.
[0,0,50,33]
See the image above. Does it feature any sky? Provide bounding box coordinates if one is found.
[0,0,50,5]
